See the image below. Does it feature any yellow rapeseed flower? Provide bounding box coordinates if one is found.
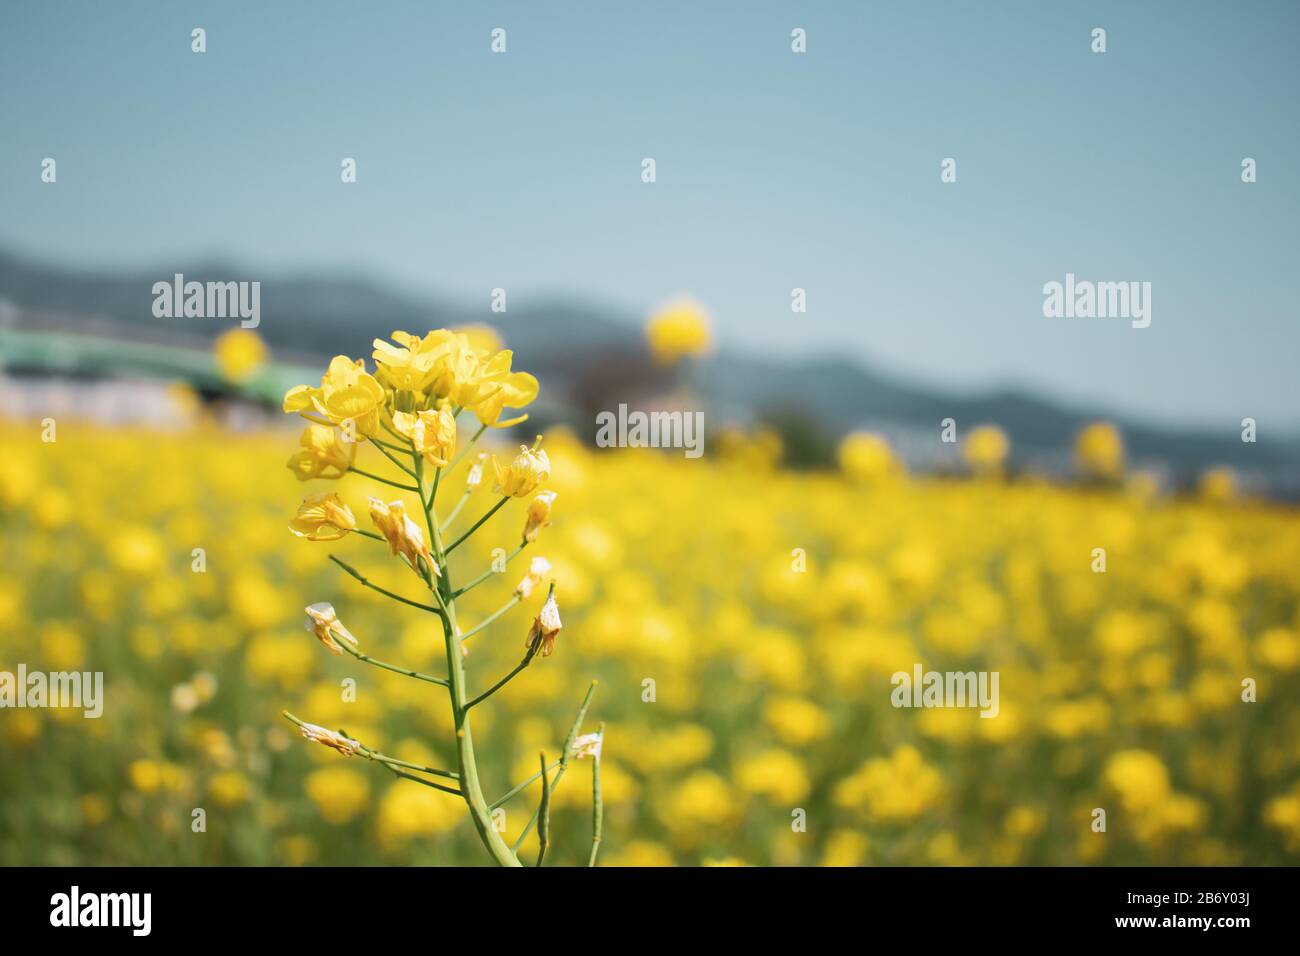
[522,491,556,543]
[392,407,457,468]
[284,356,386,437]
[368,498,435,573]
[289,492,356,541]
[493,444,551,498]
[372,330,455,393]
[471,358,539,429]
[287,424,356,480]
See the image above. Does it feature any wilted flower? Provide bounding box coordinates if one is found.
[569,731,603,761]
[514,556,552,599]
[368,498,436,573]
[494,443,551,498]
[289,492,357,541]
[298,722,361,757]
[304,602,359,655]
[465,452,487,491]
[522,491,556,543]
[526,589,562,657]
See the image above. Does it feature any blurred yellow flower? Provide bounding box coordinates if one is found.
[209,770,252,808]
[376,782,462,847]
[1075,422,1124,481]
[305,766,371,824]
[762,696,831,746]
[963,424,1010,475]
[838,431,902,483]
[646,297,712,365]
[834,745,944,823]
[660,770,735,830]
[1199,467,1238,503]
[213,328,268,383]
[734,748,811,803]
[822,829,870,867]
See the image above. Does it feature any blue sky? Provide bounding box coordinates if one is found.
[3,1,1297,430]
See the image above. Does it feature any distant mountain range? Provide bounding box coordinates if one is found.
[1,247,1296,493]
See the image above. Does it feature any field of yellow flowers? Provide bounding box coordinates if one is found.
[3,413,1300,866]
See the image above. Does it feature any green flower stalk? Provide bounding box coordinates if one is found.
[281,331,603,866]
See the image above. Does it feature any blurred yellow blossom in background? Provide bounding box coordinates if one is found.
[213,328,268,383]
[2,413,1299,866]
[645,297,713,365]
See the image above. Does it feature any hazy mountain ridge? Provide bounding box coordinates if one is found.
[1,248,1295,489]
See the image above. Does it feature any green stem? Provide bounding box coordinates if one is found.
[440,490,472,531]
[511,682,598,854]
[281,711,461,795]
[332,632,449,688]
[452,543,528,598]
[349,466,418,492]
[358,747,458,780]
[371,440,418,478]
[458,595,521,643]
[489,759,562,811]
[371,435,414,455]
[512,767,565,854]
[375,762,463,797]
[329,555,444,616]
[465,647,536,710]
[535,753,552,867]
[446,423,489,473]
[416,452,521,867]
[588,723,605,867]
[445,497,510,554]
